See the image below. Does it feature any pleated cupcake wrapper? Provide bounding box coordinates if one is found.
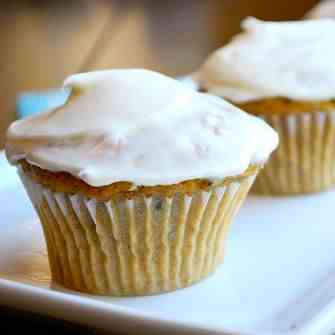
[19,168,257,296]
[252,110,335,195]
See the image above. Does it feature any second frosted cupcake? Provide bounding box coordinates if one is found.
[195,18,335,195]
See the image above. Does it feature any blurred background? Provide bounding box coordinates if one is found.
[0,0,320,147]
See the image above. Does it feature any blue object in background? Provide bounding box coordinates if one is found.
[16,89,70,119]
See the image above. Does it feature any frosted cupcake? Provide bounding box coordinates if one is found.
[195,18,335,195]
[6,69,277,296]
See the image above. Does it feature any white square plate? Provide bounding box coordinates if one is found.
[1,151,335,335]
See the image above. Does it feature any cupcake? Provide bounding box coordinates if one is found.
[6,69,278,296]
[195,18,335,195]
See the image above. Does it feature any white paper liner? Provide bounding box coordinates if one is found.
[252,110,335,195]
[19,169,256,296]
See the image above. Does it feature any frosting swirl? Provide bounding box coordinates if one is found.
[195,18,335,102]
[6,69,278,186]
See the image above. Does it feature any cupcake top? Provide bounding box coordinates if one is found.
[6,69,278,187]
[195,18,335,103]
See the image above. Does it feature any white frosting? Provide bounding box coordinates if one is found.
[6,69,278,187]
[195,18,335,102]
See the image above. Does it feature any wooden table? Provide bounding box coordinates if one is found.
[0,306,100,334]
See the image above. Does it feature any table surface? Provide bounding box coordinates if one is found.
[0,306,100,334]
